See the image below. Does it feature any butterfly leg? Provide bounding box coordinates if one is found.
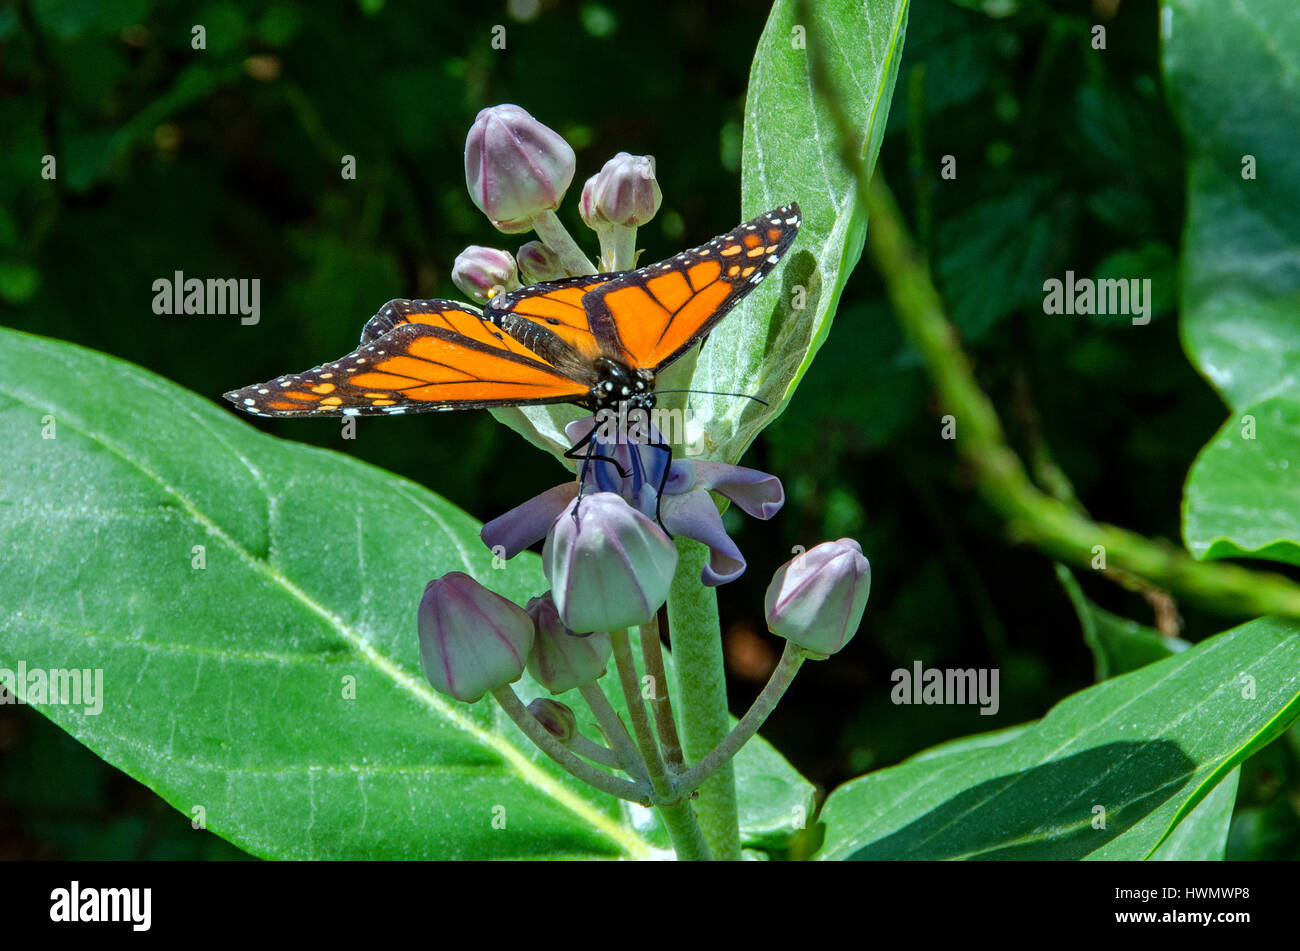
[563,428,632,524]
[645,438,675,539]
[624,407,674,538]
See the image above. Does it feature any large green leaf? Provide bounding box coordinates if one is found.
[1164,0,1300,411]
[1184,396,1300,567]
[815,617,1300,860]
[692,0,909,464]
[1149,769,1238,861]
[1166,0,1300,571]
[0,328,808,858]
[1053,569,1234,860]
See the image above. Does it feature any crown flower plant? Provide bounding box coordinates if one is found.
[404,104,870,860]
[206,90,855,860]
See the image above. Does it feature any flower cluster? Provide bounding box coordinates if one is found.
[412,104,873,854]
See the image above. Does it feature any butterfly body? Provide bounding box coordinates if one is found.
[224,202,801,423]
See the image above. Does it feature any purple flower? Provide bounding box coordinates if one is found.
[481,415,783,587]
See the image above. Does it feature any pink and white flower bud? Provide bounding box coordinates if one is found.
[764,539,871,658]
[465,104,576,233]
[417,572,534,702]
[451,245,520,302]
[579,152,662,229]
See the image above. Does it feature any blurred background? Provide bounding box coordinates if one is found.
[1,0,1297,859]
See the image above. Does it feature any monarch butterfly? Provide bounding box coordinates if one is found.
[224,202,801,479]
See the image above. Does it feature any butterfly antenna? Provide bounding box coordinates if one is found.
[653,388,769,406]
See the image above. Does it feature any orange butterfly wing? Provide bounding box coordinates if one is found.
[485,275,614,366]
[583,202,802,372]
[225,205,801,420]
[358,298,538,359]
[224,299,591,418]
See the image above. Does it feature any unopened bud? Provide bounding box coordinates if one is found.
[452,245,520,302]
[764,539,871,658]
[417,572,534,702]
[526,697,576,742]
[516,240,563,283]
[543,493,677,633]
[465,104,575,233]
[525,592,612,693]
[579,152,662,229]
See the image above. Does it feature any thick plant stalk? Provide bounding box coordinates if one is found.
[665,537,742,860]
[640,613,684,771]
[610,629,711,860]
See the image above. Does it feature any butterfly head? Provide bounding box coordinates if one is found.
[589,357,656,413]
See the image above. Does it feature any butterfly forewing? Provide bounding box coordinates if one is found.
[582,202,802,373]
[225,304,590,417]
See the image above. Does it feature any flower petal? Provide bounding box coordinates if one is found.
[661,488,747,586]
[480,481,578,558]
[690,462,784,520]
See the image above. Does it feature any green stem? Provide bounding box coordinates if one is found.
[566,730,622,768]
[600,224,638,272]
[674,641,805,797]
[640,614,684,771]
[491,686,649,804]
[610,629,675,801]
[863,176,1300,620]
[804,11,1300,624]
[665,537,741,860]
[610,629,712,860]
[530,209,597,277]
[579,680,651,786]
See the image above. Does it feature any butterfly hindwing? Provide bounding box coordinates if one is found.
[484,275,615,375]
[359,298,540,361]
[582,202,802,373]
[225,304,591,417]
